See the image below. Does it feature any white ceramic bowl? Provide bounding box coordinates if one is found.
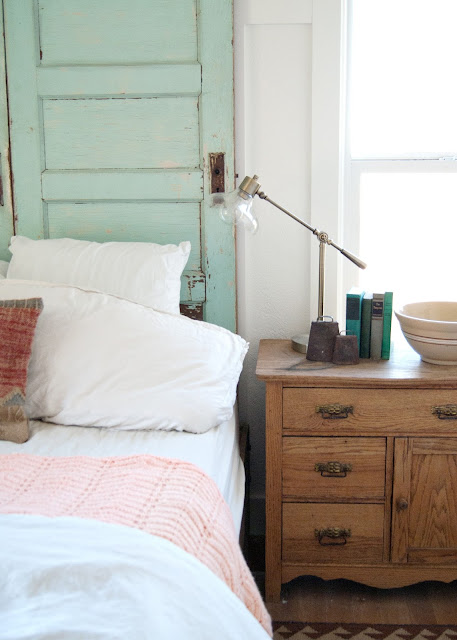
[395,301,457,365]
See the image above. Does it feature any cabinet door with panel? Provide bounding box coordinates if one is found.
[392,437,457,565]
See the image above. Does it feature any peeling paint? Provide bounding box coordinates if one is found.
[160,160,180,169]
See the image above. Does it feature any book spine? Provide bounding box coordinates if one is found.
[360,293,372,358]
[346,292,364,351]
[370,293,384,360]
[381,291,393,360]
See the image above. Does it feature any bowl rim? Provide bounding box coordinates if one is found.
[395,301,457,325]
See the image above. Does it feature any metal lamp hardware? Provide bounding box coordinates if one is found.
[219,174,366,353]
[432,404,457,420]
[315,527,352,546]
[314,461,353,477]
[316,404,354,419]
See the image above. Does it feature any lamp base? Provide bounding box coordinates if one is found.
[291,333,308,354]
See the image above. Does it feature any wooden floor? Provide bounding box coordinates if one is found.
[264,576,457,626]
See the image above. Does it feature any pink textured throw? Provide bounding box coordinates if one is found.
[0,453,271,635]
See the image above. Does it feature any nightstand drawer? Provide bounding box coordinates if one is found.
[282,437,386,500]
[282,503,384,564]
[283,388,457,434]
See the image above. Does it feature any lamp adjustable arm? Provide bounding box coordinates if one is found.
[233,174,367,320]
[257,191,367,270]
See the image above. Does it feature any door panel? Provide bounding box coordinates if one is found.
[409,440,457,550]
[392,437,457,564]
[42,98,200,170]
[3,0,235,329]
[38,0,198,65]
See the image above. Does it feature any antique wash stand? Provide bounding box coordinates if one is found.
[257,338,457,601]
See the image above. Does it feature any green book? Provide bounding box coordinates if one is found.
[381,291,394,360]
[345,287,365,352]
[370,293,384,360]
[360,292,373,358]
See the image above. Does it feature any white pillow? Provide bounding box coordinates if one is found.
[7,236,191,315]
[0,261,8,279]
[0,280,248,433]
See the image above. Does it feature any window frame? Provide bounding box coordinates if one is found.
[341,0,457,305]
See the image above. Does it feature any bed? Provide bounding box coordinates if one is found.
[0,237,272,639]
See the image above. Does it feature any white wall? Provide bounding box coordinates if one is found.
[234,0,345,534]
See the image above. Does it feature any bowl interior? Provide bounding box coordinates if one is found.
[399,301,457,323]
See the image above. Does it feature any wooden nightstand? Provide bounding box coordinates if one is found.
[256,338,457,602]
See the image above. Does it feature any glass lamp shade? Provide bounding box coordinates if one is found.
[210,189,259,234]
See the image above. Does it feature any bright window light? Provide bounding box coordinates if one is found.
[351,0,457,158]
[358,172,457,306]
[348,0,457,319]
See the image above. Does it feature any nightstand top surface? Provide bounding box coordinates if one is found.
[256,339,457,388]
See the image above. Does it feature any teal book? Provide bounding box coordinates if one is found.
[370,293,384,360]
[381,291,394,360]
[345,287,365,352]
[360,292,373,359]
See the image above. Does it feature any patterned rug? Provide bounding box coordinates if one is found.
[273,622,457,640]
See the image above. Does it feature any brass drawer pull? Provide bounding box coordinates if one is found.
[316,404,354,419]
[315,461,353,477]
[432,404,457,420]
[315,527,352,546]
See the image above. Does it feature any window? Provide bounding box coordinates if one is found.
[344,0,457,315]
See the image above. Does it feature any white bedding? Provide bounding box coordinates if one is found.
[0,514,270,640]
[0,410,245,533]
[0,279,248,434]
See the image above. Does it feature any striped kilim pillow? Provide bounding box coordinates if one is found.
[0,298,43,443]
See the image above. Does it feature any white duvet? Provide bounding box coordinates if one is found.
[0,514,270,640]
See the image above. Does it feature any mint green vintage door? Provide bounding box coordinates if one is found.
[3,0,235,330]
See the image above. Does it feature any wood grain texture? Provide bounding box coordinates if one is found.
[256,339,457,389]
[282,437,386,500]
[257,339,457,599]
[43,97,200,170]
[46,202,201,261]
[3,0,44,239]
[409,438,457,552]
[391,438,411,563]
[283,387,457,436]
[38,0,198,65]
[282,503,385,564]
[383,437,394,562]
[37,64,202,98]
[199,0,236,330]
[265,381,283,602]
[42,170,203,202]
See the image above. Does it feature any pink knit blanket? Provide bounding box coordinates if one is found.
[0,453,271,636]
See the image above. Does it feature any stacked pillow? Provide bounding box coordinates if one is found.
[0,236,248,438]
[7,235,191,314]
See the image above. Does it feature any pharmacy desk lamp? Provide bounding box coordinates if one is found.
[213,174,367,355]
